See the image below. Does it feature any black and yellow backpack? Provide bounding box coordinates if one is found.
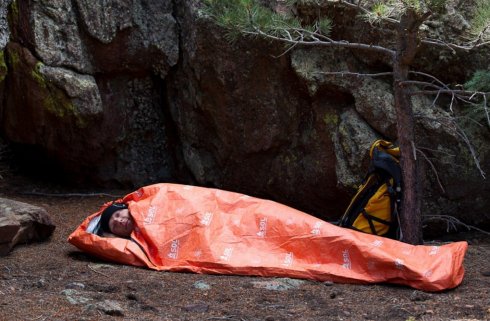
[339,140,402,240]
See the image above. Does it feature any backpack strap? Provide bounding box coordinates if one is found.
[361,209,392,235]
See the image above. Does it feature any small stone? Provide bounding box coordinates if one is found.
[183,301,209,313]
[251,278,304,291]
[126,293,138,301]
[481,271,490,277]
[330,292,337,299]
[66,282,85,289]
[425,310,434,314]
[193,280,211,290]
[61,289,91,305]
[88,263,115,270]
[265,316,275,321]
[96,300,124,316]
[410,290,431,302]
[140,304,158,312]
[323,281,334,286]
[36,278,46,288]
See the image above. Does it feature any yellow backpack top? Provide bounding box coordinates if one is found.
[340,140,402,239]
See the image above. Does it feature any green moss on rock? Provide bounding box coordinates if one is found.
[6,47,20,68]
[0,51,7,83]
[8,0,19,36]
[31,62,47,88]
[323,112,339,128]
[30,62,83,126]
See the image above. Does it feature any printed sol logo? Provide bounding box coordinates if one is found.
[424,269,433,278]
[395,258,404,270]
[144,205,157,224]
[257,217,268,237]
[200,212,213,226]
[167,239,180,259]
[282,252,294,267]
[175,207,185,214]
[429,246,439,256]
[311,221,322,235]
[342,249,352,270]
[220,247,233,261]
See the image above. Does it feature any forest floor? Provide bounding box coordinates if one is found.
[0,170,489,321]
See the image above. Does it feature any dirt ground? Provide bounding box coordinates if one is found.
[0,172,489,321]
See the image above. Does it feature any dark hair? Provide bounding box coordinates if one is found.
[98,203,128,234]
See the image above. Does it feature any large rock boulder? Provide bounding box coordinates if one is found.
[0,198,55,256]
[1,0,183,186]
[168,2,352,216]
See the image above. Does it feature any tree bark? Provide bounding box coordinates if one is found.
[393,9,424,245]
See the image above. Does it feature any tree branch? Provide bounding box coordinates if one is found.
[423,214,490,236]
[248,28,396,57]
[315,71,393,78]
[20,191,123,198]
[412,11,432,31]
[421,38,490,52]
[416,148,446,194]
[409,71,452,90]
[410,89,490,97]
[453,121,486,179]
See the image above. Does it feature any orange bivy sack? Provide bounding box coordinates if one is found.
[68,183,467,292]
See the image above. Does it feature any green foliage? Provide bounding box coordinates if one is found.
[362,0,446,24]
[402,0,446,11]
[202,0,331,42]
[201,0,252,39]
[371,2,393,20]
[470,0,490,39]
[318,17,332,35]
[465,70,490,92]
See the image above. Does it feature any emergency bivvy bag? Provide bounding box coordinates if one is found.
[68,183,467,292]
[340,140,402,240]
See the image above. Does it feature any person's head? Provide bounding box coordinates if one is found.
[99,203,134,238]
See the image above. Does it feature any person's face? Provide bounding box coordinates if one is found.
[108,208,134,238]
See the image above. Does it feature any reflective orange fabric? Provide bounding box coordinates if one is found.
[68,183,467,292]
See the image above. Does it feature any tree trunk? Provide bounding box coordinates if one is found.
[393,10,424,245]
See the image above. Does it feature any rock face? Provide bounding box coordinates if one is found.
[0,198,55,256]
[1,0,183,186]
[168,3,351,215]
[0,0,489,228]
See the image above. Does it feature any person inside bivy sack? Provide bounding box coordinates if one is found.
[95,202,134,238]
[71,183,468,292]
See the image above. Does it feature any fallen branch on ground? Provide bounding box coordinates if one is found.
[88,264,111,278]
[423,214,490,236]
[20,191,122,198]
